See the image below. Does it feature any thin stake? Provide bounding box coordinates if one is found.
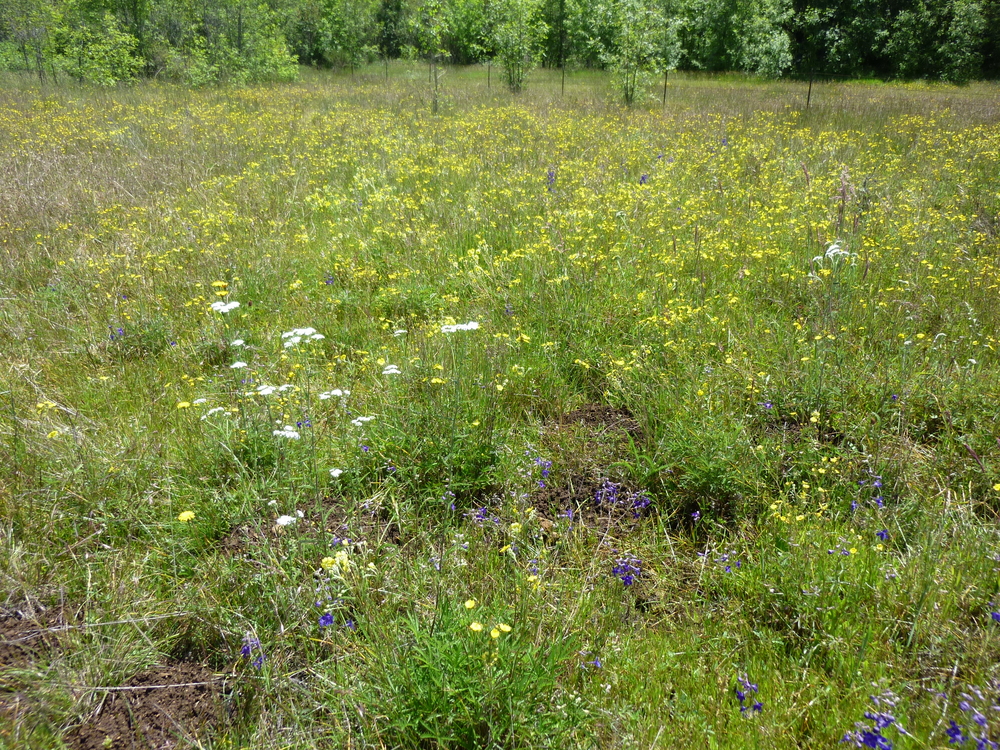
[662,69,668,106]
[807,74,813,109]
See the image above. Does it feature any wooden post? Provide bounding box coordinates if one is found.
[561,66,565,96]
[807,74,813,109]
[487,61,491,89]
[662,69,668,106]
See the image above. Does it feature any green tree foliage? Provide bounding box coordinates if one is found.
[53,10,142,83]
[492,0,546,91]
[601,0,662,104]
[1,0,998,84]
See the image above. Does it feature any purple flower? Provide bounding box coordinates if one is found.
[946,720,967,744]
[691,510,701,521]
[639,173,649,185]
[991,612,1000,623]
[319,613,334,627]
[876,529,889,541]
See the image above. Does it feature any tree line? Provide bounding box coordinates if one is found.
[1,0,997,89]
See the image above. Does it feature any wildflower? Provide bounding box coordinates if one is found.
[230,361,247,369]
[465,599,477,609]
[382,364,401,375]
[231,339,245,346]
[876,529,889,541]
[393,329,407,336]
[612,556,641,586]
[490,628,500,638]
[469,621,484,632]
[498,623,511,632]
[319,613,334,627]
[176,401,191,409]
[177,510,195,522]
[321,556,336,570]
[946,720,967,744]
[735,675,762,716]
[351,416,375,427]
[210,301,240,313]
[330,468,344,478]
[275,515,298,526]
[273,426,300,439]
[318,389,350,400]
[440,321,479,333]
[991,612,1000,623]
[509,522,522,534]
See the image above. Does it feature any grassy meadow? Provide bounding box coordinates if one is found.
[2,65,1000,748]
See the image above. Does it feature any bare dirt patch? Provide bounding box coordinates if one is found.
[531,405,652,534]
[65,662,224,750]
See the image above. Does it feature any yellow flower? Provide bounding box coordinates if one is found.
[469,621,483,632]
[993,483,1000,492]
[464,599,477,609]
[321,556,336,570]
[176,401,191,409]
[509,522,522,534]
[490,628,500,639]
[430,377,446,384]
[177,510,195,522]
[498,623,511,633]
[47,430,59,438]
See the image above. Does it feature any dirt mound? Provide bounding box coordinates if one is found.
[531,405,652,533]
[558,404,643,442]
[66,662,224,750]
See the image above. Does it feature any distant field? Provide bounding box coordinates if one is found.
[1,67,1000,749]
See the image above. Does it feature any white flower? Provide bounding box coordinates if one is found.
[281,327,324,347]
[273,426,300,439]
[192,398,208,404]
[231,339,245,347]
[210,301,240,313]
[277,384,295,392]
[330,468,344,478]
[318,389,350,400]
[382,364,401,375]
[441,321,479,333]
[393,329,408,337]
[275,514,298,526]
[200,407,226,420]
[230,361,247,369]
[256,385,277,396]
[350,416,375,427]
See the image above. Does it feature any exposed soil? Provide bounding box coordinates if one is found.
[0,608,66,670]
[65,662,224,750]
[531,405,652,534]
[557,404,644,443]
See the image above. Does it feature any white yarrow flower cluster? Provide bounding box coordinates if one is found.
[440,321,479,333]
[282,327,325,348]
[201,407,226,421]
[231,339,245,346]
[351,416,375,427]
[329,468,344,478]
[275,510,305,527]
[382,364,401,375]
[318,389,350,400]
[253,384,295,397]
[273,425,300,439]
[210,301,240,313]
[230,361,247,369]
